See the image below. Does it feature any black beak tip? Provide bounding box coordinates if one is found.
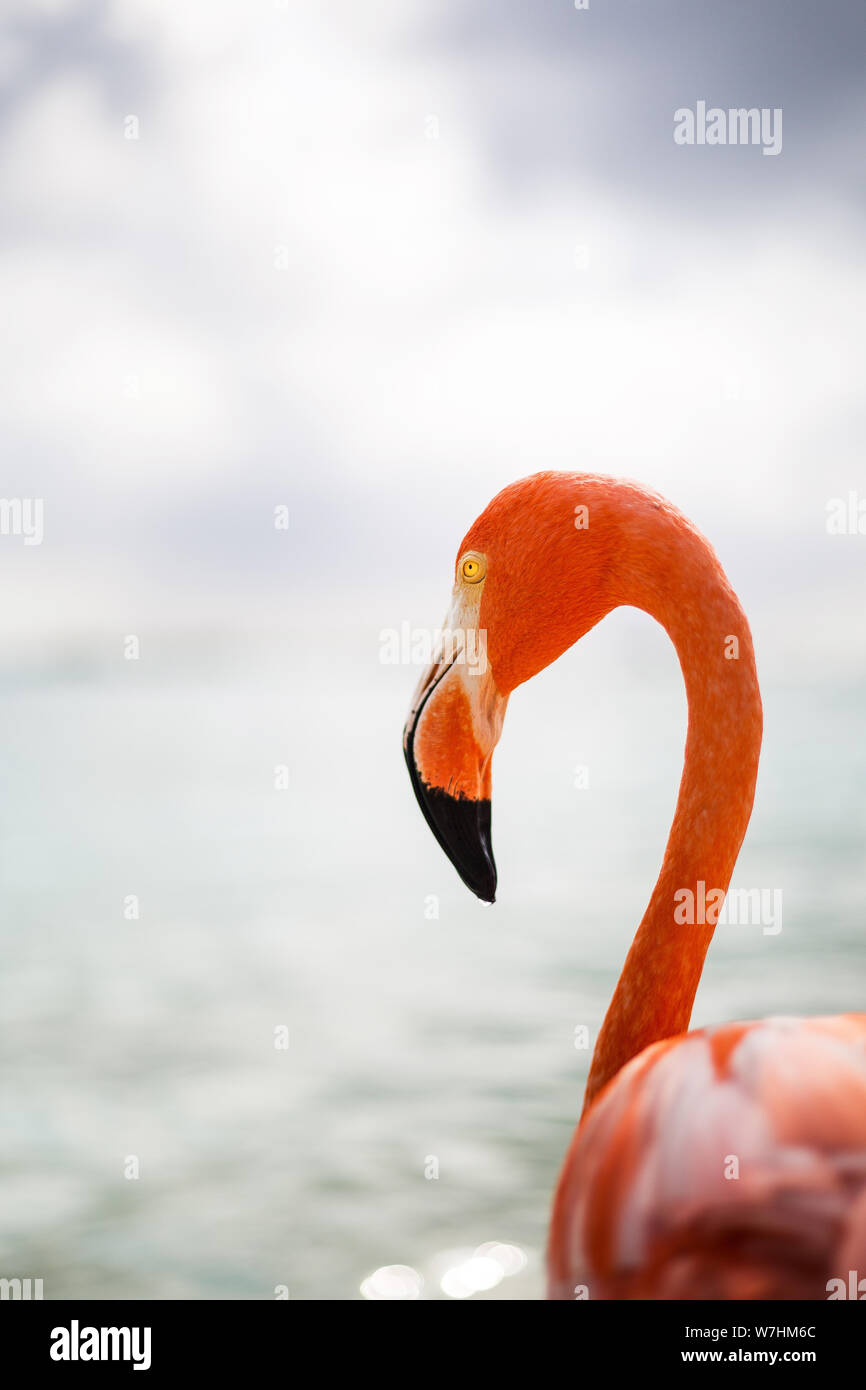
[404,745,498,904]
[467,862,497,904]
[425,785,498,903]
[469,849,497,904]
[476,882,496,905]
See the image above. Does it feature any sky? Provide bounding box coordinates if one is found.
[0,0,863,658]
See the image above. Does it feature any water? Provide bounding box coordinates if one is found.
[0,609,863,1299]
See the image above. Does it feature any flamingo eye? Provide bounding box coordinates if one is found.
[460,554,486,584]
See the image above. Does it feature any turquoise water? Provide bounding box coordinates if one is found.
[0,612,863,1299]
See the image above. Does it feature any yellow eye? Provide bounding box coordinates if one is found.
[460,554,486,584]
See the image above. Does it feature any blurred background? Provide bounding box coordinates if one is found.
[0,0,864,1299]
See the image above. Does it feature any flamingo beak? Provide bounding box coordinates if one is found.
[402,634,506,903]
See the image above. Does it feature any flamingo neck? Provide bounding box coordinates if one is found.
[582,492,762,1112]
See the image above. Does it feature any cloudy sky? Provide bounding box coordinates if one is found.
[0,0,864,656]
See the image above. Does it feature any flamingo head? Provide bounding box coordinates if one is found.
[402,472,615,902]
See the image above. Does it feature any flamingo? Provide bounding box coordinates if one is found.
[402,471,866,1300]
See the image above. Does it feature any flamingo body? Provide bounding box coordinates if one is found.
[549,1014,866,1299]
